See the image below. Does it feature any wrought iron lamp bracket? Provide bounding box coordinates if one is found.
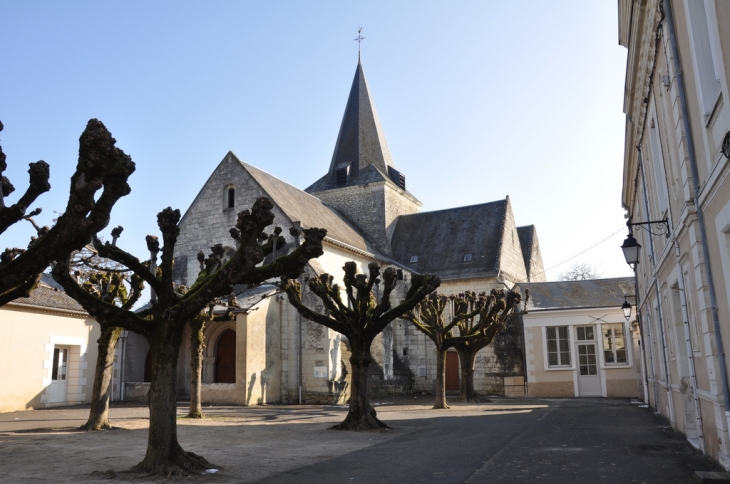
[627,218,670,238]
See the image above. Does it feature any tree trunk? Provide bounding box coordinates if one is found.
[79,326,121,430]
[187,319,206,419]
[457,347,482,403]
[132,327,216,474]
[333,341,389,430]
[433,347,449,409]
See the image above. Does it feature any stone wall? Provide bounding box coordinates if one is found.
[174,152,296,286]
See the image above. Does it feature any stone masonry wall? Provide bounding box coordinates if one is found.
[174,153,296,286]
[313,182,389,254]
[392,276,525,396]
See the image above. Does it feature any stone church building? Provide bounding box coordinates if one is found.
[122,61,546,404]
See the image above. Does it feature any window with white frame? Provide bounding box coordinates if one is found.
[546,326,571,367]
[685,0,722,117]
[648,117,669,216]
[602,323,628,365]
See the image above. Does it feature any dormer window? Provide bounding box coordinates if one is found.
[463,254,472,262]
[335,162,350,187]
[410,255,418,263]
[227,188,235,209]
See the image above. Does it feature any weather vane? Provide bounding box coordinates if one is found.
[354,27,365,60]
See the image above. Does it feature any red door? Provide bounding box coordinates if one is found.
[445,351,460,391]
[215,330,236,383]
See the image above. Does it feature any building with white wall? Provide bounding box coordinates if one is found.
[619,0,730,467]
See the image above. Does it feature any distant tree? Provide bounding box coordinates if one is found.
[53,198,326,474]
[558,262,601,281]
[66,234,144,430]
[450,289,522,403]
[0,119,135,306]
[403,293,482,409]
[280,263,440,430]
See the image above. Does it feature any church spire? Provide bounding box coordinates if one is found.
[324,60,396,186]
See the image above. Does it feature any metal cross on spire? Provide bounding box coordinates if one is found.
[354,27,365,60]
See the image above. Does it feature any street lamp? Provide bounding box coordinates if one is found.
[622,298,632,322]
[621,233,641,268]
[620,218,670,268]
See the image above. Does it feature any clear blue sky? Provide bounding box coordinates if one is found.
[0,1,633,282]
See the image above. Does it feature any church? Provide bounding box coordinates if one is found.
[121,60,546,404]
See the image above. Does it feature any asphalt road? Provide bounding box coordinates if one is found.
[255,398,718,484]
[0,396,720,483]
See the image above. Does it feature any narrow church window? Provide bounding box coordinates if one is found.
[227,187,235,209]
[463,254,472,262]
[410,255,418,263]
[403,347,409,356]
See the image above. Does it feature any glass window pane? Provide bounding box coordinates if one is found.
[560,351,571,365]
[577,327,585,340]
[586,327,594,340]
[548,353,558,366]
[558,327,568,339]
[617,349,627,363]
[605,350,614,363]
[546,327,556,340]
[547,340,557,353]
[52,349,59,380]
[559,340,570,352]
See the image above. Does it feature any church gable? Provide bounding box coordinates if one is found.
[495,196,528,284]
[517,225,546,282]
[174,152,296,285]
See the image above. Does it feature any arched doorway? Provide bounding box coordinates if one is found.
[215,330,236,383]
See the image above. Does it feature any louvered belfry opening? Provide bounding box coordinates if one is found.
[335,162,350,186]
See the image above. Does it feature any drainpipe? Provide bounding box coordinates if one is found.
[663,0,730,432]
[291,222,303,405]
[119,330,128,401]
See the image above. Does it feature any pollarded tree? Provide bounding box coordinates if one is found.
[280,262,440,430]
[0,119,135,306]
[403,292,484,409]
[53,197,326,474]
[450,289,521,403]
[68,235,145,430]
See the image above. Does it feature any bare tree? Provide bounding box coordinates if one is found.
[558,262,601,281]
[403,293,482,409]
[53,198,326,474]
[450,290,521,403]
[280,263,440,430]
[68,237,144,430]
[0,119,135,306]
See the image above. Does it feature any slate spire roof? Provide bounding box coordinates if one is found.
[306,60,400,192]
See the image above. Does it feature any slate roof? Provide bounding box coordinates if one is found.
[305,61,399,193]
[517,225,545,282]
[237,156,387,257]
[516,277,635,311]
[390,200,512,280]
[7,274,86,313]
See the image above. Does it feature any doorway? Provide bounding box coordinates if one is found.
[48,346,69,403]
[575,326,601,396]
[445,351,460,391]
[215,330,236,383]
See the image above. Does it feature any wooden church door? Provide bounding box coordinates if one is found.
[215,330,236,383]
[445,351,460,391]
